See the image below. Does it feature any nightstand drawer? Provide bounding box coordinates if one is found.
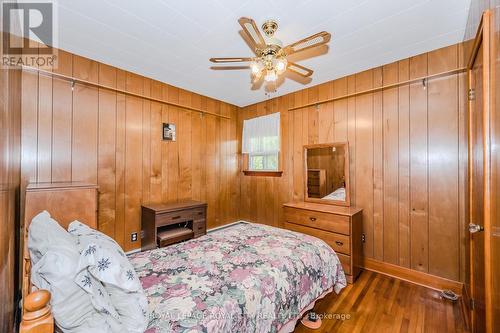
[285,222,351,255]
[284,207,350,235]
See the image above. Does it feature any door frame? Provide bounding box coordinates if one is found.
[467,9,493,333]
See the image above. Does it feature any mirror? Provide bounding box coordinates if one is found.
[304,143,350,206]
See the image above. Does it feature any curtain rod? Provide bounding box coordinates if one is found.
[288,67,467,111]
[21,66,232,119]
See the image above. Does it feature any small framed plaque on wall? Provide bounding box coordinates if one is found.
[163,123,176,141]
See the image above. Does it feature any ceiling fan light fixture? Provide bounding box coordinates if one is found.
[250,61,262,74]
[210,17,331,90]
[264,70,277,82]
[275,57,287,74]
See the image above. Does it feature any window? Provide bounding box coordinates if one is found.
[242,113,281,175]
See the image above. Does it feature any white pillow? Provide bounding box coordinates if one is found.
[31,249,122,332]
[31,248,94,330]
[69,222,141,292]
[28,211,75,266]
[28,211,123,332]
[69,221,149,333]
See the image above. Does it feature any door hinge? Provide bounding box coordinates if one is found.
[470,298,475,310]
[468,89,476,101]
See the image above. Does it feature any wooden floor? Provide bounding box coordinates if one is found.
[294,271,469,333]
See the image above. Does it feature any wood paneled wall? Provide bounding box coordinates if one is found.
[18,42,472,282]
[21,50,240,252]
[238,43,469,282]
[0,51,22,332]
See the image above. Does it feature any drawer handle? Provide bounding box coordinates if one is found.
[309,217,317,222]
[172,215,181,220]
[335,241,344,246]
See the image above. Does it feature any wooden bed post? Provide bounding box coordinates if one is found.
[19,290,54,333]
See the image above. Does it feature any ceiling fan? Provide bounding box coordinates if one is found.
[209,17,331,85]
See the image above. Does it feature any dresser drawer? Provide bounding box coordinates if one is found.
[156,210,192,226]
[193,219,206,237]
[285,222,351,255]
[191,207,206,219]
[337,253,351,275]
[307,177,320,186]
[284,207,350,235]
[307,185,320,193]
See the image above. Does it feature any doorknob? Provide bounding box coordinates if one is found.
[469,223,484,233]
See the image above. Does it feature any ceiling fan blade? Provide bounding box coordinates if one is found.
[287,62,314,77]
[210,57,253,63]
[238,17,266,53]
[251,75,264,90]
[283,31,331,56]
[210,66,250,70]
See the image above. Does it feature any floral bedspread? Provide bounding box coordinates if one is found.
[129,222,346,333]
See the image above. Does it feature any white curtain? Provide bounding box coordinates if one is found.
[242,112,280,154]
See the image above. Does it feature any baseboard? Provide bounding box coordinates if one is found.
[361,257,463,295]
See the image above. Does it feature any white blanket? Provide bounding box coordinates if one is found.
[322,187,346,201]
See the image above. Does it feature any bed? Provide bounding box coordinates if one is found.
[131,222,346,332]
[322,187,346,201]
[20,183,346,333]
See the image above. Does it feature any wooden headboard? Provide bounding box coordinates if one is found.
[20,182,98,333]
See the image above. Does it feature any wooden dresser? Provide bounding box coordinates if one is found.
[307,169,326,198]
[283,201,363,283]
[141,200,207,251]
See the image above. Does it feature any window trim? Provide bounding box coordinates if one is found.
[243,170,283,177]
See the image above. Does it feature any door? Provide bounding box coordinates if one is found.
[489,7,500,332]
[469,9,500,333]
[469,40,486,333]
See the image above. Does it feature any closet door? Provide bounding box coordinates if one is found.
[469,39,486,333]
[468,9,500,333]
[489,7,500,332]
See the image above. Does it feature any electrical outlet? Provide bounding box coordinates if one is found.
[131,232,138,242]
[140,230,145,239]
[361,233,366,243]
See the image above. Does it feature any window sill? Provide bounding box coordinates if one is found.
[243,170,283,177]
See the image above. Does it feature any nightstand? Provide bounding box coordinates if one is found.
[141,200,207,251]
